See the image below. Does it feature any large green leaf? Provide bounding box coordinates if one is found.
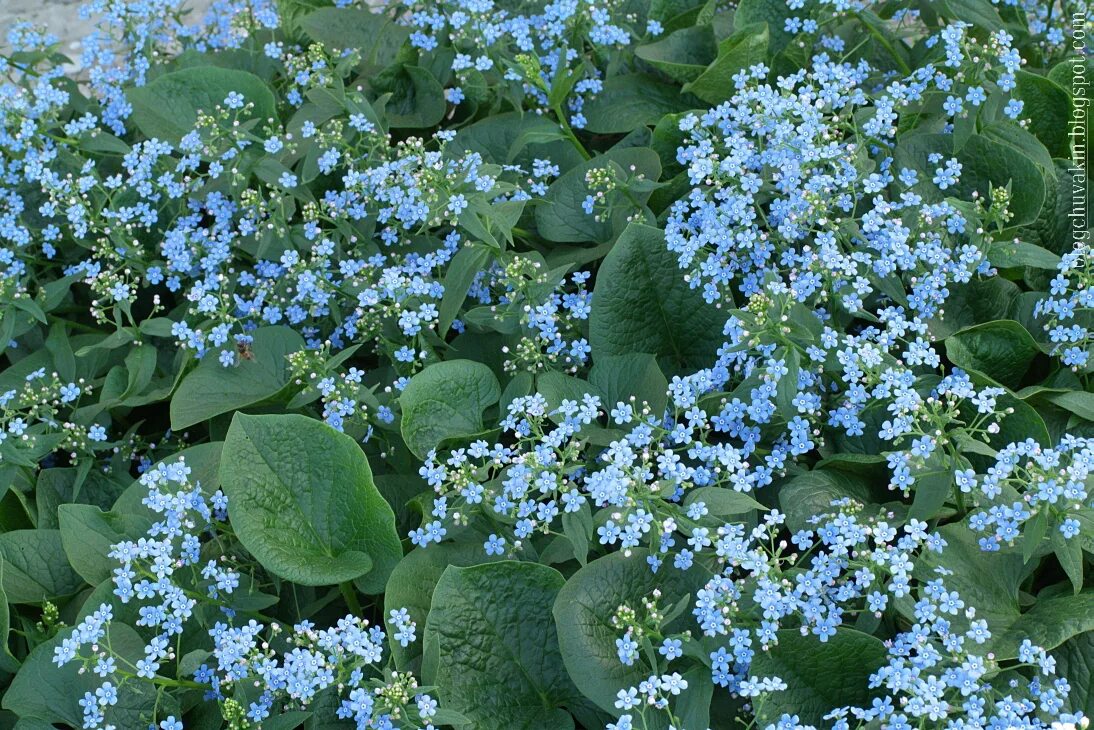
[777,469,878,533]
[535,148,662,243]
[554,550,706,714]
[945,320,1040,389]
[581,74,688,134]
[0,583,18,673]
[1015,70,1070,158]
[57,504,148,586]
[0,530,83,604]
[589,353,669,416]
[220,413,402,590]
[449,112,584,172]
[1016,160,1082,255]
[298,7,409,68]
[748,628,888,726]
[424,562,579,729]
[127,66,275,143]
[171,326,303,430]
[2,623,173,726]
[399,359,501,459]
[373,65,447,129]
[682,23,770,104]
[931,276,1021,339]
[986,593,1094,659]
[895,132,1046,227]
[384,542,502,671]
[590,223,727,372]
[1053,632,1094,718]
[634,27,716,84]
[733,0,797,52]
[915,525,1094,659]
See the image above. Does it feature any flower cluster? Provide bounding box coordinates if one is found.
[1037,245,1093,371]
[401,0,656,129]
[969,436,1094,550]
[53,456,438,729]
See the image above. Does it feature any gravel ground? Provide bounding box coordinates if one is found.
[1,0,214,61]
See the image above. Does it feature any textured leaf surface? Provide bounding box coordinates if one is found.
[535,148,662,243]
[749,629,888,726]
[0,530,83,604]
[590,223,726,372]
[220,413,401,589]
[1053,632,1094,718]
[171,326,303,430]
[299,7,409,67]
[384,542,501,671]
[915,525,1094,659]
[3,624,172,726]
[582,75,688,134]
[127,66,275,143]
[554,550,706,713]
[425,562,578,730]
[945,320,1040,389]
[399,360,501,459]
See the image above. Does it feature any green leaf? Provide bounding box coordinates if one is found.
[1052,528,1084,595]
[0,584,18,673]
[987,593,1094,659]
[2,623,172,726]
[634,26,716,83]
[1015,70,1070,158]
[425,562,579,729]
[915,525,1094,659]
[1047,392,1094,422]
[57,504,147,586]
[1022,509,1050,563]
[683,486,765,516]
[945,320,1040,389]
[778,469,878,533]
[112,441,223,516]
[675,666,715,730]
[682,22,769,104]
[554,550,706,713]
[1017,161,1082,255]
[439,245,495,334]
[171,326,304,431]
[0,530,84,604]
[561,505,594,565]
[298,7,409,68]
[733,0,797,52]
[399,360,501,459]
[374,65,446,129]
[908,453,967,522]
[748,629,888,726]
[931,277,1020,339]
[1052,632,1094,718]
[939,0,1004,32]
[581,75,688,134]
[535,148,662,243]
[220,413,402,590]
[895,132,1046,227]
[589,223,726,373]
[987,240,1062,270]
[127,66,275,143]
[589,353,669,416]
[449,112,584,171]
[536,371,606,416]
[384,542,502,671]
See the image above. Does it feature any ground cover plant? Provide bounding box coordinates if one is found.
[0,0,1091,727]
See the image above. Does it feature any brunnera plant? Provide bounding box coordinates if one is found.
[0,0,1091,729]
